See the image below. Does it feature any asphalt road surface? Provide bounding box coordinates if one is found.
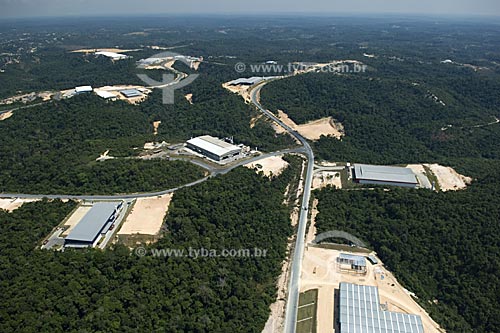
[250,83,315,333]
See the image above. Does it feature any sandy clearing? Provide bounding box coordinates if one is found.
[118,194,172,235]
[222,83,253,103]
[62,205,92,236]
[245,155,289,178]
[312,171,342,190]
[300,246,444,333]
[276,110,344,141]
[250,114,263,128]
[153,121,161,136]
[407,164,433,189]
[425,164,472,191]
[185,93,193,104]
[0,111,13,121]
[0,198,40,212]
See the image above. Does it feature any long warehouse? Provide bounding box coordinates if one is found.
[186,135,242,162]
[339,283,424,333]
[353,164,419,188]
[65,202,122,248]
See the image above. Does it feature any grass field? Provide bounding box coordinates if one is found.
[296,289,318,333]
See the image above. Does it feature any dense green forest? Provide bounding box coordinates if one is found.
[261,72,500,164]
[0,157,302,332]
[314,160,500,333]
[0,95,208,194]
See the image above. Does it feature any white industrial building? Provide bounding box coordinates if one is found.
[339,283,424,333]
[353,164,418,188]
[95,51,129,60]
[186,135,242,162]
[75,86,93,94]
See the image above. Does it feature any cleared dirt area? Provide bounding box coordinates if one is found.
[118,194,172,236]
[222,83,253,103]
[275,110,344,141]
[62,204,92,236]
[245,155,289,178]
[0,198,40,212]
[300,245,444,333]
[94,85,152,104]
[426,164,472,191]
[152,121,161,136]
[185,93,193,104]
[0,111,13,121]
[312,171,342,190]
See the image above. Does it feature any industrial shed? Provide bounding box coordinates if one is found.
[65,202,122,248]
[186,135,242,162]
[120,89,143,98]
[353,164,418,188]
[339,283,424,333]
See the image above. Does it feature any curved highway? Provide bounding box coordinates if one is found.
[0,147,304,200]
[249,83,314,333]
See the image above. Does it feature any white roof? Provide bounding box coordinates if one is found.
[95,90,116,99]
[187,135,241,157]
[95,51,128,59]
[354,164,418,184]
[75,86,93,93]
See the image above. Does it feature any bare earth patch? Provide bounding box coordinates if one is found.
[245,155,289,178]
[0,198,40,212]
[426,164,472,192]
[312,171,342,190]
[152,121,161,136]
[185,94,193,104]
[0,111,13,121]
[118,194,173,236]
[275,110,344,141]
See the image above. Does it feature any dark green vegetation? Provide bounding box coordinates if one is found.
[0,158,302,332]
[296,289,318,333]
[0,95,206,194]
[261,71,500,164]
[314,160,500,333]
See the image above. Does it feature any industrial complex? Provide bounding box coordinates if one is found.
[352,164,419,188]
[339,283,424,333]
[64,201,124,248]
[186,135,244,162]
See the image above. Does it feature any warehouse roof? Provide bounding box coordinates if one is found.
[95,90,116,99]
[339,283,424,333]
[75,86,93,93]
[339,253,367,267]
[66,202,119,243]
[228,77,264,86]
[353,164,418,184]
[120,89,143,98]
[187,135,241,157]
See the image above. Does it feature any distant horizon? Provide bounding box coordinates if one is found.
[1,12,500,22]
[1,0,500,20]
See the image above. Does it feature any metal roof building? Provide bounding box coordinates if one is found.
[228,77,264,86]
[353,164,418,188]
[65,202,121,248]
[339,283,424,333]
[186,135,242,162]
[75,86,93,94]
[120,89,143,98]
[337,253,367,274]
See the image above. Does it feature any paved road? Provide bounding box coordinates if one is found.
[0,148,304,200]
[250,84,315,333]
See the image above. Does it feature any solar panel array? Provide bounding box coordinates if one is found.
[339,283,425,333]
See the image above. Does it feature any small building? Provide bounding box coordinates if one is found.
[186,135,242,162]
[75,86,93,94]
[353,164,418,188]
[227,77,264,86]
[65,202,123,248]
[339,283,424,333]
[337,253,367,275]
[120,89,143,98]
[95,90,116,100]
